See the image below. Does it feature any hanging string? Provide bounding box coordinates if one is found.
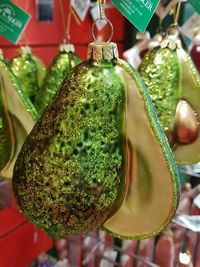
[174,0,182,25]
[99,0,106,19]
[59,0,67,43]
[20,0,30,46]
[92,0,113,43]
[66,2,72,42]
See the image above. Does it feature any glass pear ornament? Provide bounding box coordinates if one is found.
[139,24,200,164]
[0,51,37,180]
[13,41,180,239]
[10,46,46,103]
[35,44,81,115]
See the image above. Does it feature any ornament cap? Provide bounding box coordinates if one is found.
[161,24,182,50]
[21,45,32,55]
[0,49,3,60]
[59,43,75,53]
[87,42,119,62]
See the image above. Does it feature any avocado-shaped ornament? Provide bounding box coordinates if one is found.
[0,53,38,180]
[35,43,81,115]
[0,50,14,178]
[139,24,200,164]
[13,25,180,239]
[10,46,46,103]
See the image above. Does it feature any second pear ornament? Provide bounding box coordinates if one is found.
[35,44,81,114]
[139,24,200,164]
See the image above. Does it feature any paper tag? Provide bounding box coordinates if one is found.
[180,13,200,40]
[111,0,160,32]
[0,0,30,44]
[188,0,200,15]
[194,194,200,209]
[71,0,90,22]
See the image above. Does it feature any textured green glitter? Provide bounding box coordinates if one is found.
[10,53,40,103]
[35,51,81,115]
[13,60,126,238]
[31,54,46,87]
[139,47,180,130]
[0,59,38,122]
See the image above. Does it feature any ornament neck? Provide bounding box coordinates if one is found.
[59,43,75,53]
[21,45,32,55]
[87,42,119,63]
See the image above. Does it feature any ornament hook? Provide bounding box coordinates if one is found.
[92,17,114,43]
[92,0,114,43]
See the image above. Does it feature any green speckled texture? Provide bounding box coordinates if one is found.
[13,60,126,238]
[0,59,38,122]
[10,54,40,103]
[139,47,180,130]
[35,51,81,115]
[31,55,46,87]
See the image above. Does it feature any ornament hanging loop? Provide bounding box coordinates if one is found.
[92,0,114,43]
[99,0,106,19]
[92,17,114,43]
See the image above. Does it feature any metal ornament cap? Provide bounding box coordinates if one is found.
[87,42,119,62]
[21,45,32,55]
[59,43,75,53]
[161,24,182,50]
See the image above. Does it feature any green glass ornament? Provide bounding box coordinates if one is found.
[13,42,180,239]
[31,54,46,87]
[0,54,38,180]
[35,44,81,114]
[0,50,14,174]
[10,46,46,103]
[139,24,200,164]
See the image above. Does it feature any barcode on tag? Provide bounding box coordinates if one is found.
[71,0,90,22]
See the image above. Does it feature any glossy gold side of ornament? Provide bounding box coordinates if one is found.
[0,78,14,173]
[35,52,81,115]
[173,100,199,144]
[103,59,180,240]
[0,59,37,179]
[13,60,126,238]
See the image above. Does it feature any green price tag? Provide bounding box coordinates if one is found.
[111,0,160,32]
[188,0,200,15]
[0,0,30,44]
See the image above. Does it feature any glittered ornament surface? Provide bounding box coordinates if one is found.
[13,42,180,239]
[140,32,200,164]
[10,46,45,103]
[0,57,37,179]
[31,54,46,87]
[35,45,81,114]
